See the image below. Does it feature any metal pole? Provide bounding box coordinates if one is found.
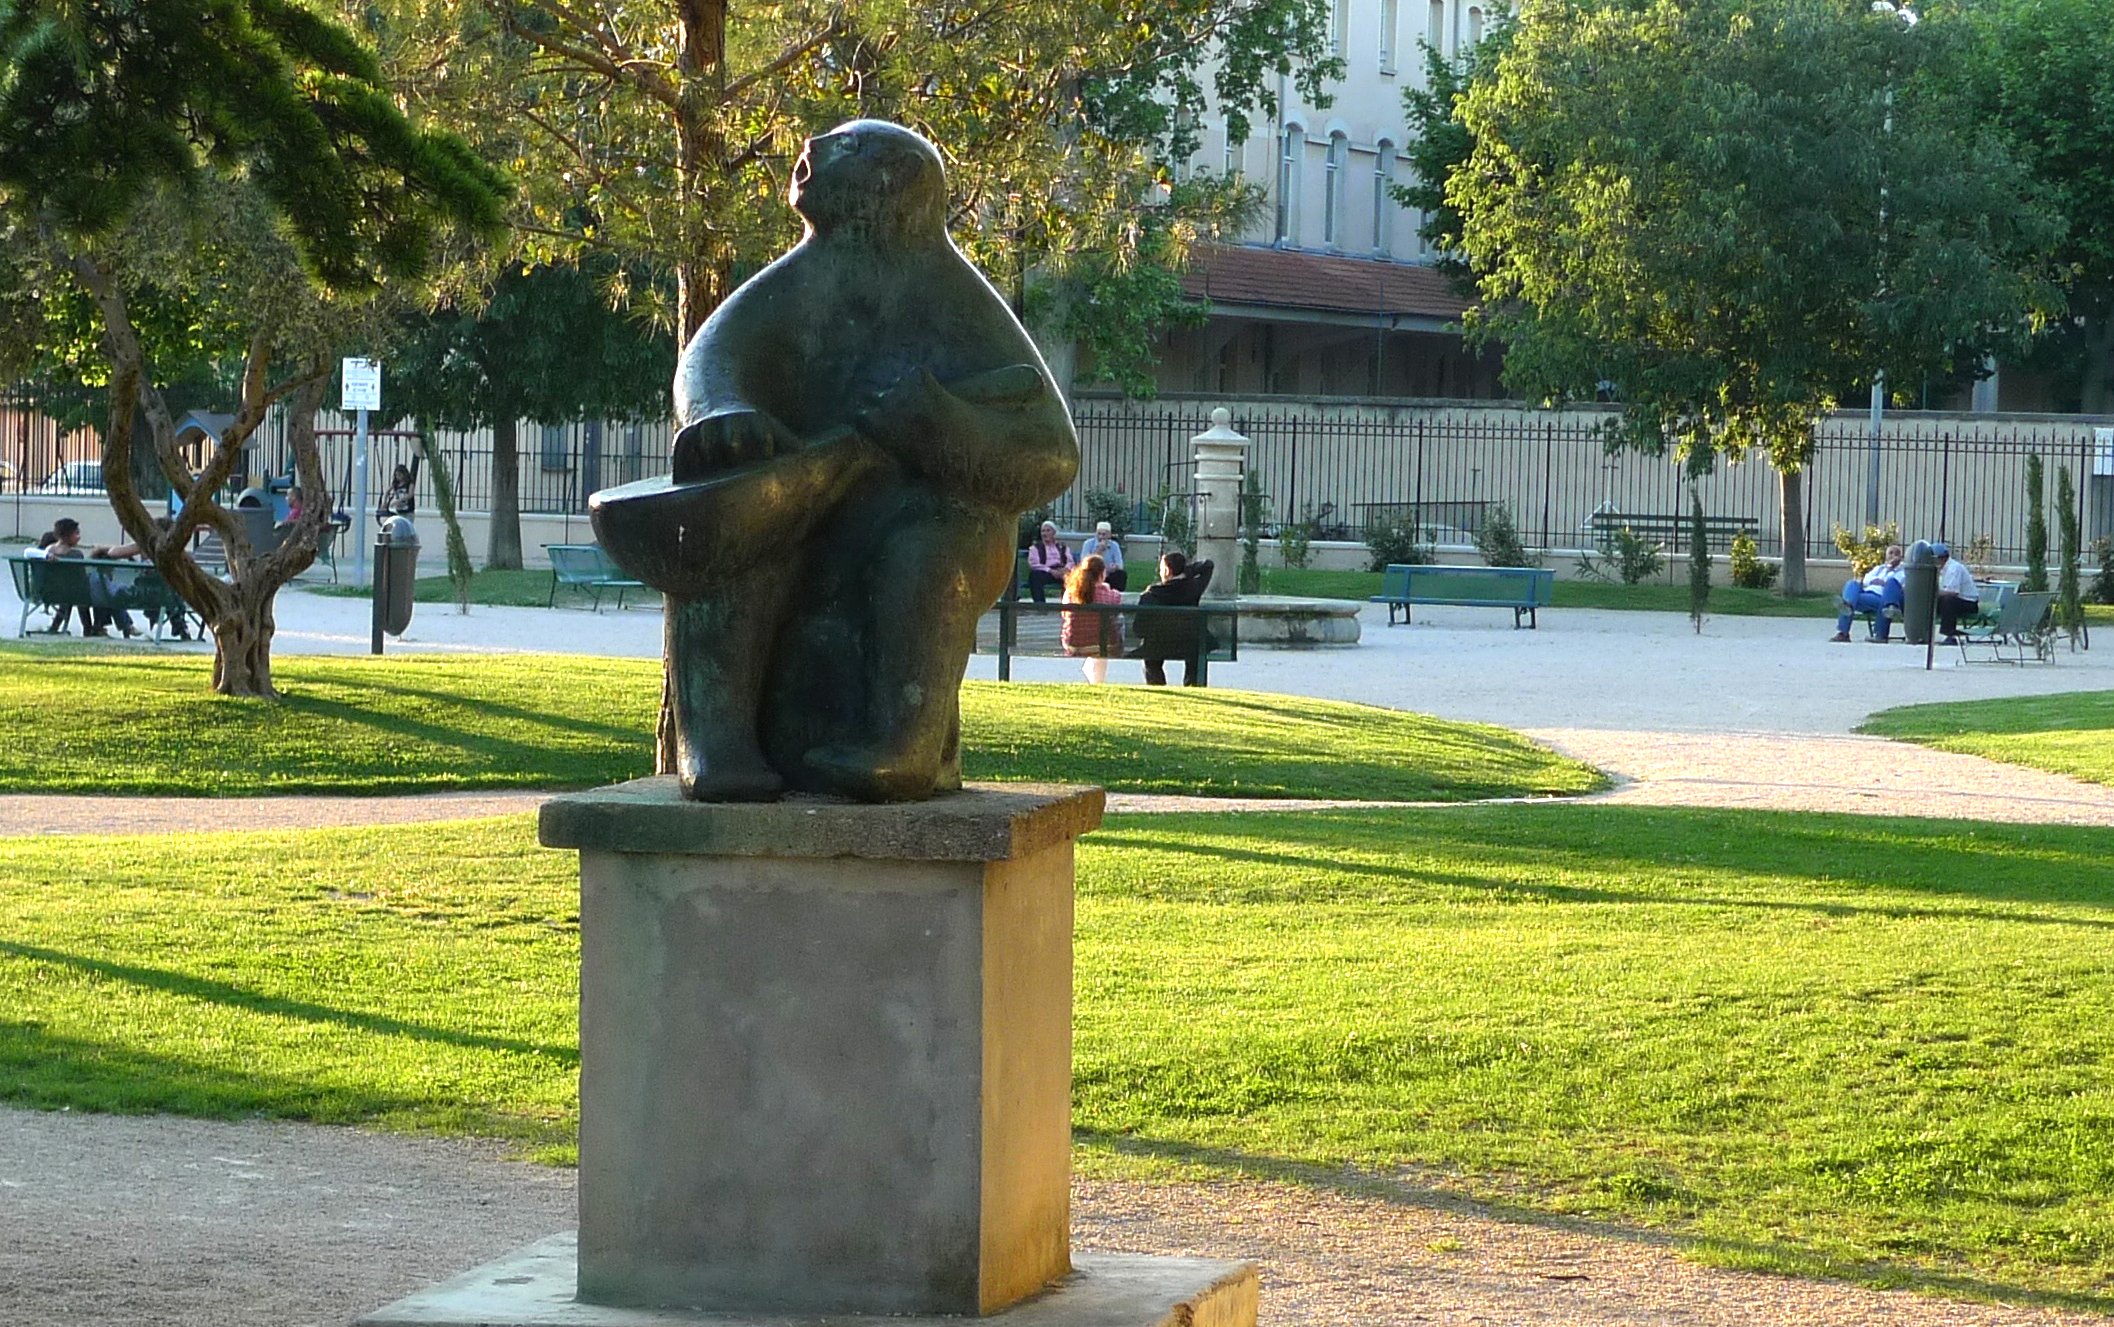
[1866,374,1884,527]
[351,406,371,586]
[370,529,387,656]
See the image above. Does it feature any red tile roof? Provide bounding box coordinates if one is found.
[1181,243,1471,322]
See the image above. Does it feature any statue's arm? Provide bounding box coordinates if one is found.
[858,364,1079,510]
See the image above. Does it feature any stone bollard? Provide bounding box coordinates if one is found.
[1191,407,1250,603]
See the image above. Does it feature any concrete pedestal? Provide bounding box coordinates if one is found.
[538,779,1101,1317]
[359,778,1260,1327]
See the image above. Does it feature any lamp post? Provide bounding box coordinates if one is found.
[1866,0,1918,527]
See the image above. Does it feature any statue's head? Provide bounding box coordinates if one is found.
[790,120,947,241]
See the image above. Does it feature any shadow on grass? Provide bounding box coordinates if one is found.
[0,942,577,1064]
[1076,1128,2114,1315]
[1087,828,2114,932]
[1095,804,2114,914]
[0,1019,572,1148]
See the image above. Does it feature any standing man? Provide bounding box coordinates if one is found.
[1079,520,1126,591]
[1830,543,1906,642]
[1934,542,1981,644]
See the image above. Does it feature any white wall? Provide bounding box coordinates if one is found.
[1201,0,1446,263]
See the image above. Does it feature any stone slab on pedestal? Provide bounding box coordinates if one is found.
[358,1233,1259,1327]
[535,780,1103,1319]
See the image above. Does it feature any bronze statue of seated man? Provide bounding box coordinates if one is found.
[591,120,1078,802]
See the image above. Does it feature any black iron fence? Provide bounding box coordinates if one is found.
[1061,397,2114,564]
[7,389,2111,565]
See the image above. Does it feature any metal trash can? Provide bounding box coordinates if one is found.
[372,517,420,650]
[1902,539,1939,645]
[235,504,282,557]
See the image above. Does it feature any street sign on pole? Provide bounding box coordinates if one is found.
[341,357,382,413]
[344,358,381,585]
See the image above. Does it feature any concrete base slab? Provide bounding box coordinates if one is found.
[357,1233,1258,1327]
[1225,595,1361,647]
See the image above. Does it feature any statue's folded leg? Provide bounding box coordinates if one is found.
[666,561,798,801]
[800,508,1010,802]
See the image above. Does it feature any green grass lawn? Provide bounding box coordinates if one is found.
[5,804,2112,1303]
[0,645,1595,799]
[1861,690,2114,787]
[310,567,575,608]
[1262,566,1838,616]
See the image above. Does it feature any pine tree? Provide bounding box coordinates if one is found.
[1688,487,1712,634]
[2056,464,2085,645]
[2024,453,2049,592]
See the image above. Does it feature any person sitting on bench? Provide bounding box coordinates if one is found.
[1935,543,1981,644]
[1134,551,1215,687]
[1830,543,1905,643]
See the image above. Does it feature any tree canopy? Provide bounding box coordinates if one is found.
[1445,0,2057,590]
[354,0,1339,389]
[0,0,505,288]
[0,0,510,695]
[1963,0,2114,411]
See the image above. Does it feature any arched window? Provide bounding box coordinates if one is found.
[1324,132,1348,248]
[1380,0,1401,71]
[1428,0,1447,57]
[1467,5,1484,46]
[1374,140,1397,254]
[1277,125,1303,245]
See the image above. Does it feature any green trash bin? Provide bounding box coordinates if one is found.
[1901,539,1938,646]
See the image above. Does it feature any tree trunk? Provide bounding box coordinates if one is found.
[210,587,280,698]
[1778,466,1808,596]
[488,414,523,570]
[660,2,727,774]
[2080,312,2114,415]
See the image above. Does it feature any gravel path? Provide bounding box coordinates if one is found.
[4,1108,2099,1327]
[1533,728,2114,826]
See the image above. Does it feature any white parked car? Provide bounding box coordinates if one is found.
[36,461,104,494]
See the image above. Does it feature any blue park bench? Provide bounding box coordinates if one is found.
[544,543,646,611]
[1370,563,1556,629]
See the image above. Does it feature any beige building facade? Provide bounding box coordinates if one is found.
[1146,0,1502,399]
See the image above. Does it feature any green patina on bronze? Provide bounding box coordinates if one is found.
[591,121,1079,802]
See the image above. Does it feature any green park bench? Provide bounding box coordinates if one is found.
[976,598,1239,685]
[9,553,199,641]
[1956,587,2056,664]
[1370,563,1556,628]
[1588,510,1758,551]
[544,543,646,611]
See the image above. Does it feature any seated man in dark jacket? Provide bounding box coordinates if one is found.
[1132,551,1215,686]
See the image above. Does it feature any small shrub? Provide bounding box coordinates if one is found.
[1832,520,1901,577]
[1728,531,1778,590]
[1150,487,1196,557]
[1238,471,1266,594]
[1279,502,1321,571]
[1577,524,1663,584]
[1473,503,1540,569]
[1016,502,1054,549]
[1082,487,1133,541]
[2092,536,2114,605]
[1363,509,1433,571]
[1962,532,1999,581]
